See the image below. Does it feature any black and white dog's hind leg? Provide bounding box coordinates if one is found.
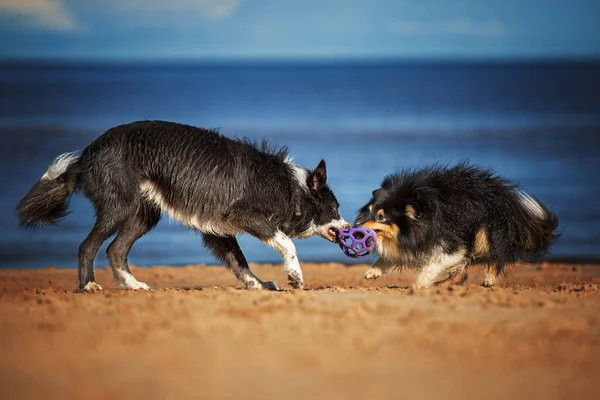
[79,202,159,292]
[105,202,161,291]
[78,215,116,292]
[78,155,160,292]
[202,234,279,291]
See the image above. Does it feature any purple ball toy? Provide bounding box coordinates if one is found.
[336,227,377,258]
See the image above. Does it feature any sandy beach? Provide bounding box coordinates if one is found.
[1,262,599,399]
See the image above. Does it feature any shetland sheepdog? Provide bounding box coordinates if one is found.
[355,163,559,288]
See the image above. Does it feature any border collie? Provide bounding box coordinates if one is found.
[18,120,350,292]
[355,163,559,289]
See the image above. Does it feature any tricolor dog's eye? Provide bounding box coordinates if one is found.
[376,212,386,222]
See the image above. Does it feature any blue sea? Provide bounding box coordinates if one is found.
[1,61,599,269]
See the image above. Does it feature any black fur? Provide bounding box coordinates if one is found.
[17,160,80,228]
[17,120,349,291]
[355,162,559,287]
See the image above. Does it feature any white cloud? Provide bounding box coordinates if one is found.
[0,0,244,32]
[0,0,76,30]
[113,0,244,20]
[391,18,506,37]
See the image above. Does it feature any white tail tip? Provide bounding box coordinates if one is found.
[516,189,546,219]
[41,151,80,181]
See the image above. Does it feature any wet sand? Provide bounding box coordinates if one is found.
[1,262,599,399]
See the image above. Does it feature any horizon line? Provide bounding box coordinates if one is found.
[2,55,600,66]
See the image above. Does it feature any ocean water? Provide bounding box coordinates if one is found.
[1,61,599,269]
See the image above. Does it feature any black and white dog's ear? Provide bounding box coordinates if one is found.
[312,159,328,191]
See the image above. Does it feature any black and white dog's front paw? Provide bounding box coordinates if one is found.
[261,281,280,291]
[288,277,305,289]
[244,276,280,291]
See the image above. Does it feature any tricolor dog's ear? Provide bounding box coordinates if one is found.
[404,194,426,220]
[404,203,420,220]
[372,188,382,198]
[408,188,437,219]
[312,159,327,191]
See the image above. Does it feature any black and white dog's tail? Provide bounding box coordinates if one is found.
[17,152,81,229]
[513,189,560,259]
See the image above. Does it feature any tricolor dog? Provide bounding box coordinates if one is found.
[355,163,559,289]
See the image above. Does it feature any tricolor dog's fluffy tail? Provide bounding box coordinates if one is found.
[512,189,560,260]
[17,152,81,228]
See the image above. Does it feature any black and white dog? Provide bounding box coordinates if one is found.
[355,163,559,289]
[18,120,350,291]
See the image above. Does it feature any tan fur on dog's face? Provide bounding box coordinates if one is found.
[360,209,401,260]
[355,188,423,262]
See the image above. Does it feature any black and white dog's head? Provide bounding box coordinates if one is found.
[292,160,351,242]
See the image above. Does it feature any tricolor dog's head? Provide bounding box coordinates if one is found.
[295,160,351,242]
[355,183,436,260]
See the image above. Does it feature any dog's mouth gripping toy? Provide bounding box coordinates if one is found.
[335,227,377,258]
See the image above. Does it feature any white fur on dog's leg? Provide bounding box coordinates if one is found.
[264,230,305,289]
[115,269,151,291]
[82,282,103,292]
[412,279,434,290]
[412,250,466,289]
[482,273,497,287]
[364,267,383,280]
[364,258,392,280]
[243,277,262,290]
[285,258,304,289]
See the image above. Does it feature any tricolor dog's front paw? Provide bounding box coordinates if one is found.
[364,267,383,280]
[481,274,497,288]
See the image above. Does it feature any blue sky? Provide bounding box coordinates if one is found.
[0,0,599,60]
